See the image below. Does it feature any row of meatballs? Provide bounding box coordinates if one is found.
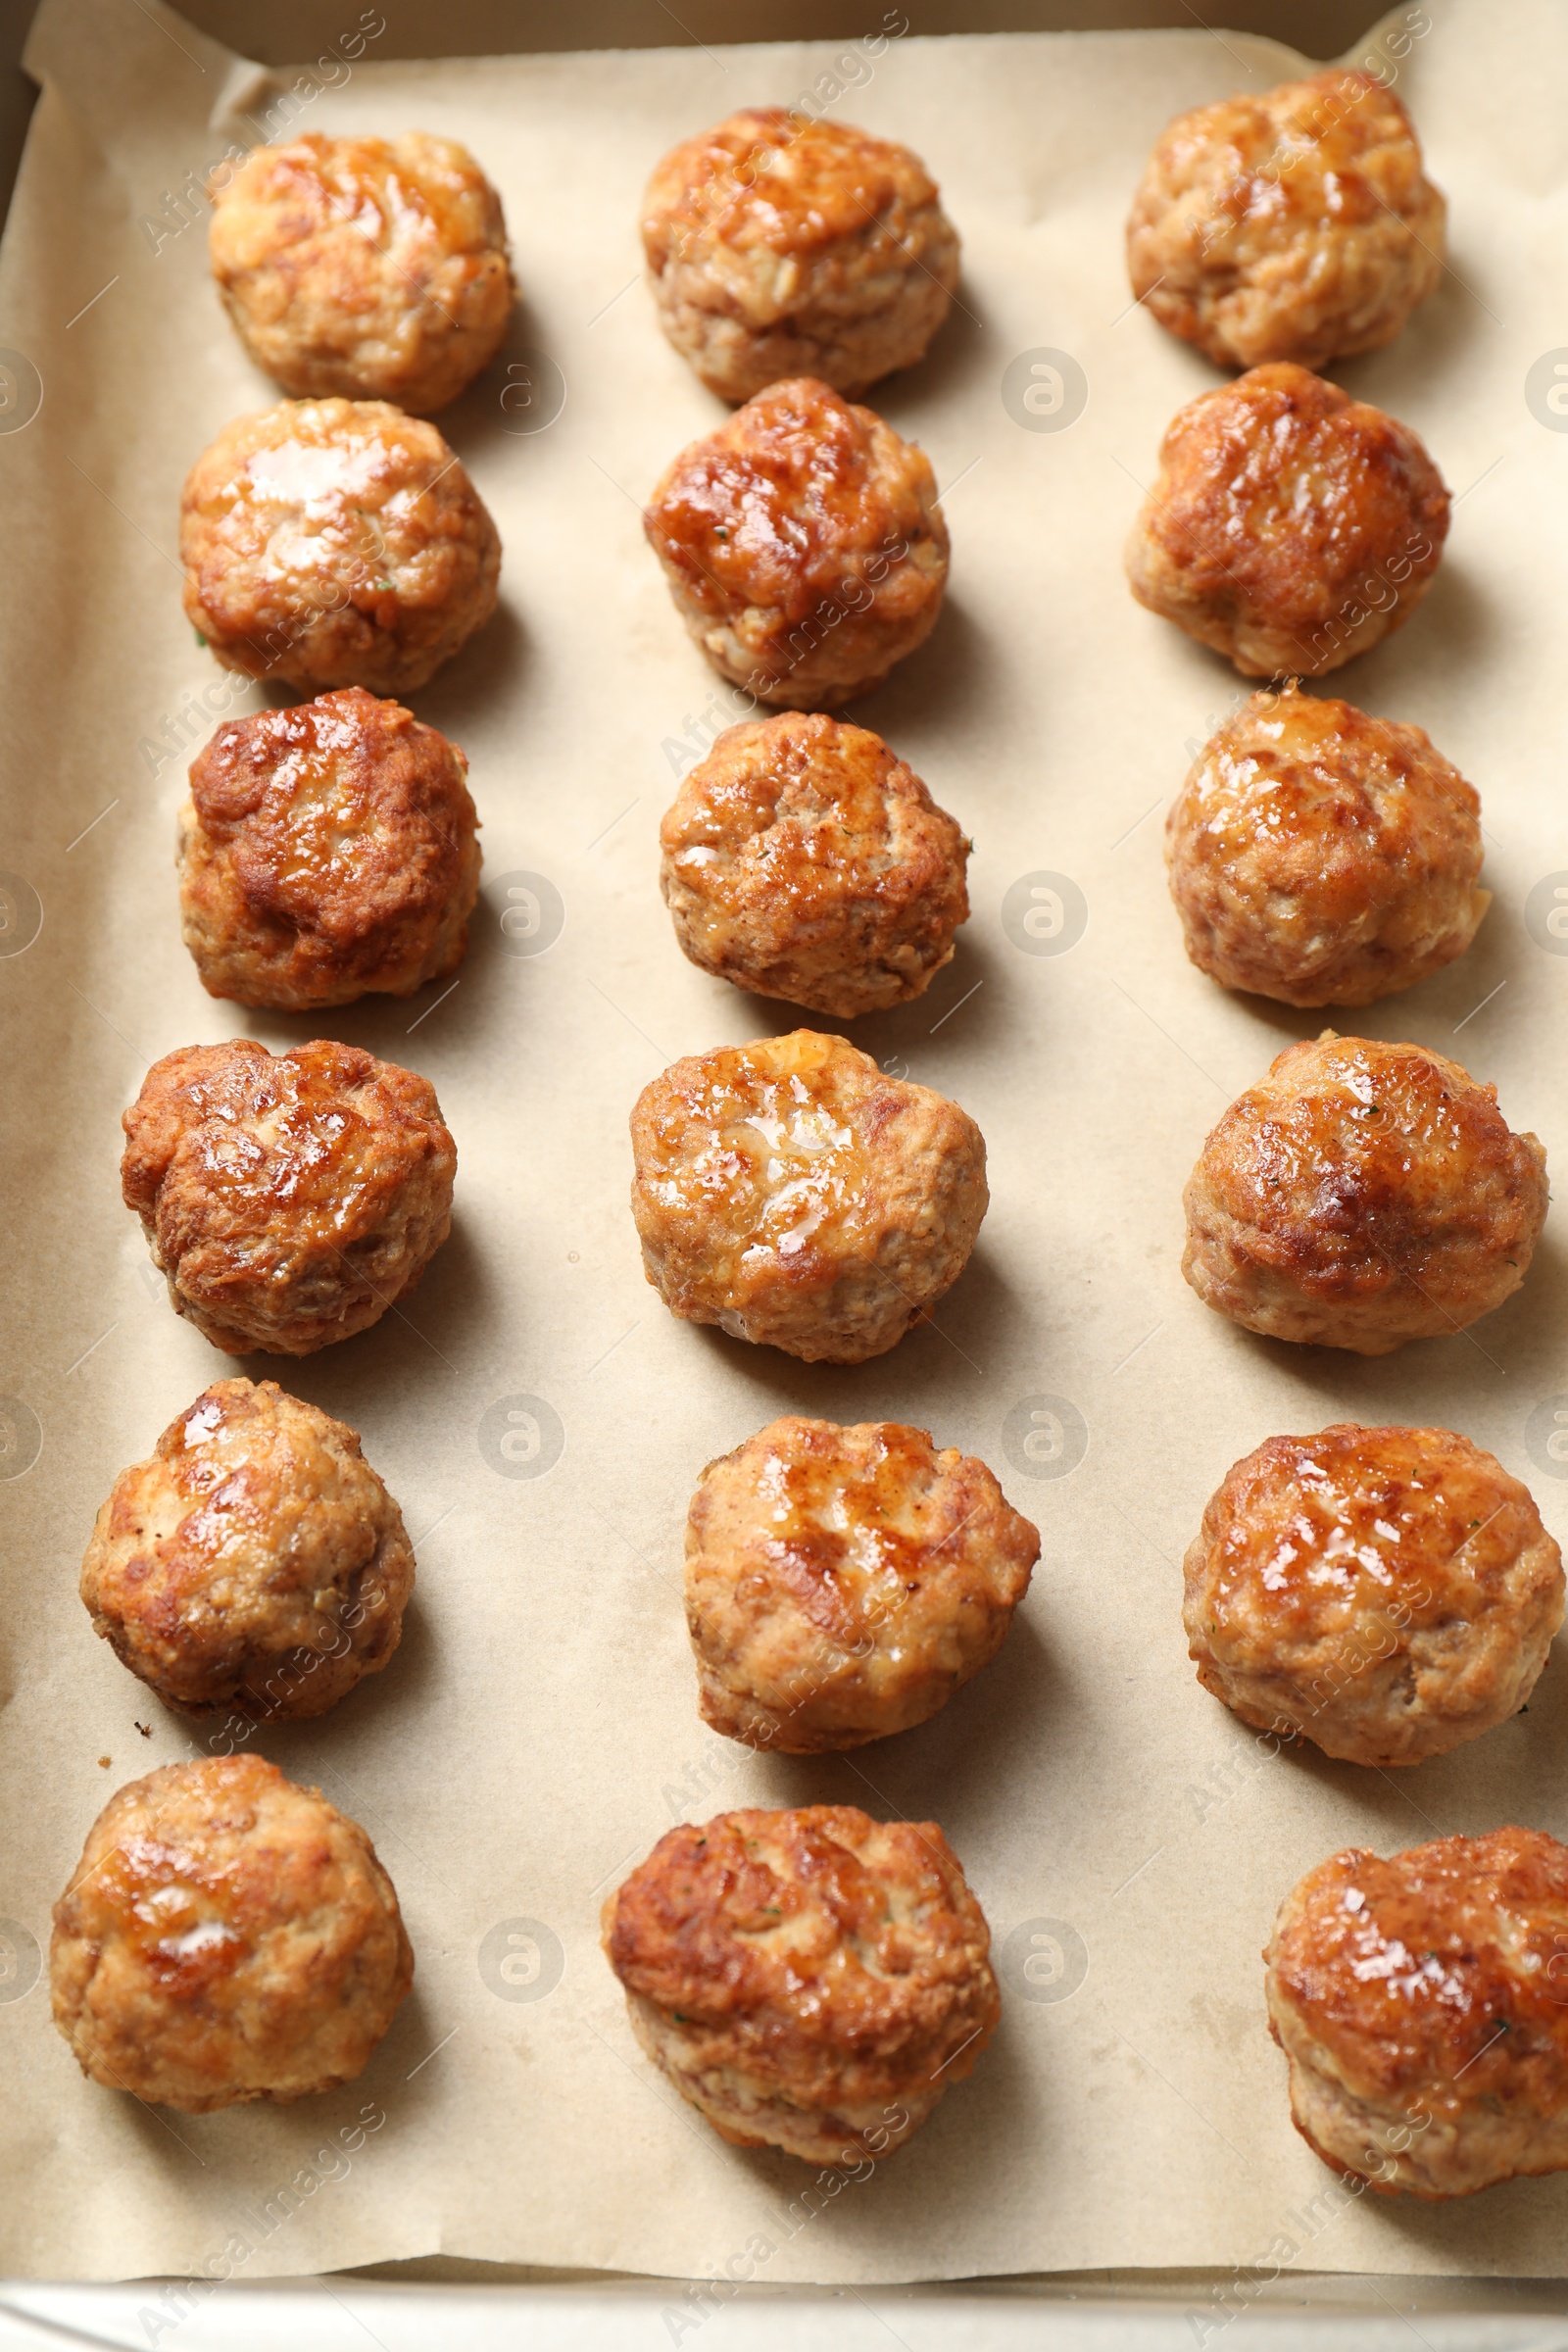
[52,1375,1568,2198]
[118,1022,1546,1369]
[175,360,1453,710]
[177,670,1494,1024]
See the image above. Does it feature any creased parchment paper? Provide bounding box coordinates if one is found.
[5,0,1568,2285]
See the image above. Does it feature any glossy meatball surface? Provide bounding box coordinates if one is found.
[1182,1033,1546,1354]
[180,399,501,695]
[1126,363,1449,677]
[80,1379,416,1720]
[660,711,969,1016]
[685,1416,1039,1750]
[629,1028,987,1363]
[122,1038,457,1356]
[603,1805,999,2162]
[1184,1423,1563,1765]
[1166,682,1487,1006]
[1266,1830,1568,2196]
[642,107,959,403]
[1128,72,1445,371]
[179,688,481,1009]
[209,131,514,413]
[51,1755,412,2113]
[645,375,949,709]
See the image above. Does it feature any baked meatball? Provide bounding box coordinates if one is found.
[641,108,959,404]
[1184,1424,1563,1766]
[644,376,949,709]
[660,711,969,1016]
[1183,1033,1546,1354]
[603,1805,999,2162]
[1126,364,1448,677]
[629,1028,987,1363]
[685,1416,1039,1750]
[209,132,514,414]
[79,1379,416,1720]
[178,687,482,1009]
[1166,681,1488,1006]
[122,1038,457,1356]
[1266,1830,1568,2197]
[51,1755,412,2113]
[180,399,501,695]
[1127,72,1445,372]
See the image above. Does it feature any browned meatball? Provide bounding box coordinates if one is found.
[1182,1033,1547,1354]
[178,687,482,1009]
[641,108,959,403]
[644,375,949,709]
[1127,72,1445,372]
[180,399,501,695]
[629,1029,987,1363]
[51,1755,412,2112]
[660,711,969,1016]
[603,1806,999,2162]
[1126,364,1449,676]
[685,1416,1039,1750]
[1266,1830,1568,2196]
[1166,682,1488,1006]
[1184,1424,1563,1765]
[122,1038,457,1356]
[80,1379,416,1720]
[209,132,514,413]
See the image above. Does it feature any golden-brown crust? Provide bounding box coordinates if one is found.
[1184,1423,1563,1765]
[685,1416,1039,1750]
[50,1754,413,2113]
[178,687,482,1010]
[209,131,514,413]
[644,376,949,710]
[660,712,969,1016]
[1165,681,1488,1006]
[603,1804,999,2161]
[122,1038,457,1357]
[641,108,959,402]
[1182,1032,1547,1354]
[1125,363,1449,677]
[629,1029,987,1364]
[79,1378,416,1719]
[1127,72,1445,371]
[1266,1830,1568,2197]
[180,399,501,696]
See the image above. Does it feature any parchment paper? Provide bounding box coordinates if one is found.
[5,0,1568,2287]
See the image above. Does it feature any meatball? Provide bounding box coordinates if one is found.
[685,1416,1038,1750]
[177,687,482,1010]
[644,375,949,709]
[660,711,969,1016]
[1182,1032,1546,1354]
[79,1379,416,1720]
[629,1028,987,1363]
[1125,363,1449,677]
[51,1755,412,2113]
[180,398,501,695]
[1166,681,1488,1006]
[208,131,514,413]
[1127,72,1445,372]
[603,1805,999,2162]
[1265,1829,1568,2197]
[122,1038,457,1356]
[1184,1424,1563,1766]
[641,107,959,404]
